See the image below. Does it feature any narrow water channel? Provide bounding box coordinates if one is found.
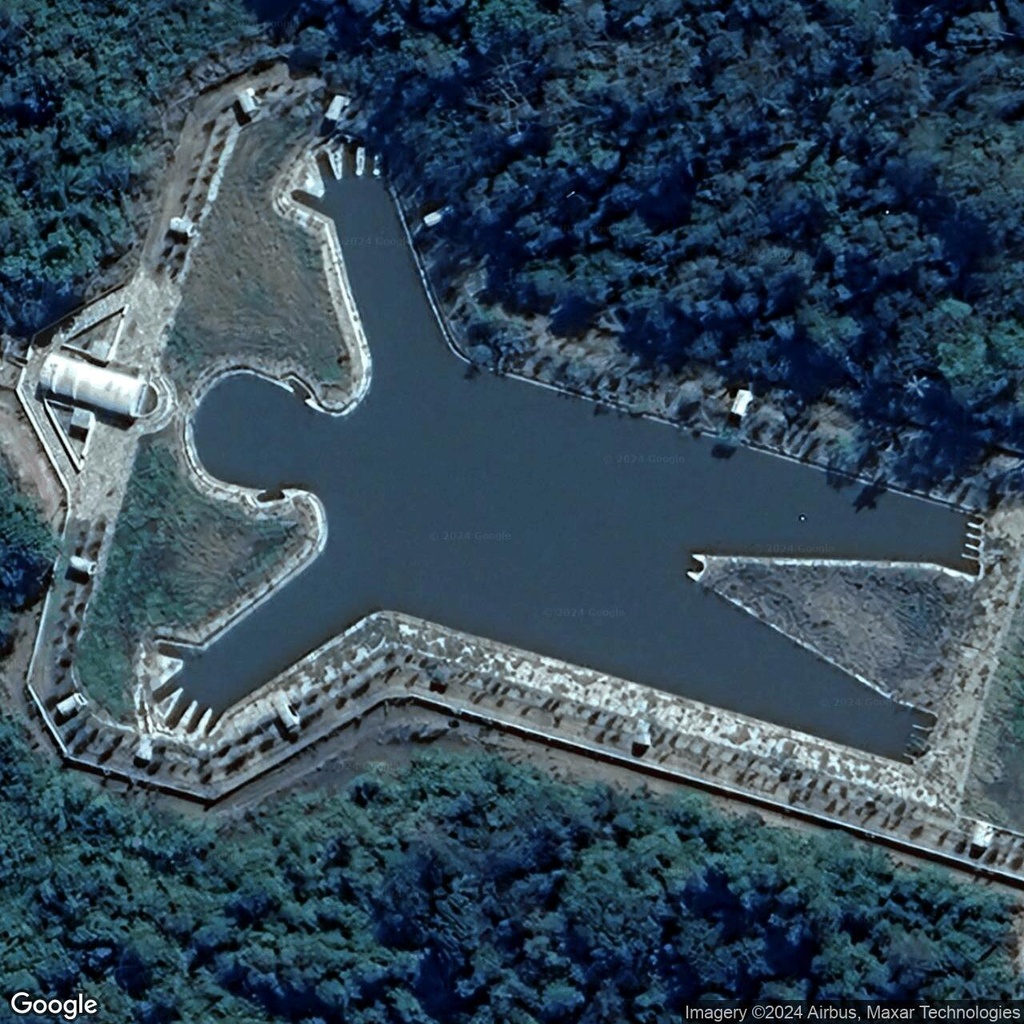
[181,172,970,758]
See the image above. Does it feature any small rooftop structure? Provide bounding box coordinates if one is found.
[235,87,259,122]
[272,692,301,737]
[67,555,97,582]
[325,94,351,122]
[632,719,652,757]
[730,388,753,420]
[55,692,88,721]
[135,733,154,766]
[969,820,996,858]
[168,216,196,241]
[40,352,154,420]
[687,554,707,583]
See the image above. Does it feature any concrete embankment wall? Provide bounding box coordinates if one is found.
[27,608,1024,887]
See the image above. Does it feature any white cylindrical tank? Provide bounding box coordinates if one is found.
[39,353,153,419]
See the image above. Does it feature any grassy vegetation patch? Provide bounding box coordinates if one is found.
[966,592,1024,829]
[75,431,299,714]
[0,461,56,654]
[164,110,351,397]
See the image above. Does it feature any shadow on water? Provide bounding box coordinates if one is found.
[177,174,970,760]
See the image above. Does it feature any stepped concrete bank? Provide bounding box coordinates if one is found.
[23,607,1024,889]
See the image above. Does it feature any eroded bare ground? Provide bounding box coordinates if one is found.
[965,508,1024,830]
[695,557,975,711]
[969,621,1024,831]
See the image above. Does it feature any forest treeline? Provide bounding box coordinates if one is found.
[4,6,1024,1017]
[0,0,259,337]
[271,0,1024,495]
[0,464,53,654]
[0,720,1018,1020]
[9,0,1024,492]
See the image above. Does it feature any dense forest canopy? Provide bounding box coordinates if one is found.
[270,0,1024,492]
[9,0,1024,489]
[3,7,1024,1017]
[0,719,1018,1020]
[0,0,258,336]
[0,464,54,653]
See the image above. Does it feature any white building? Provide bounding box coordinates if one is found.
[169,216,196,240]
[272,692,301,736]
[235,87,259,122]
[325,95,351,122]
[39,352,154,419]
[67,555,97,581]
[730,388,754,420]
[55,692,88,720]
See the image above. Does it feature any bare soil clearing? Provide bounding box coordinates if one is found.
[967,576,1024,830]
[955,508,1024,829]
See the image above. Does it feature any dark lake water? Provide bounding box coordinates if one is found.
[180,172,970,758]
